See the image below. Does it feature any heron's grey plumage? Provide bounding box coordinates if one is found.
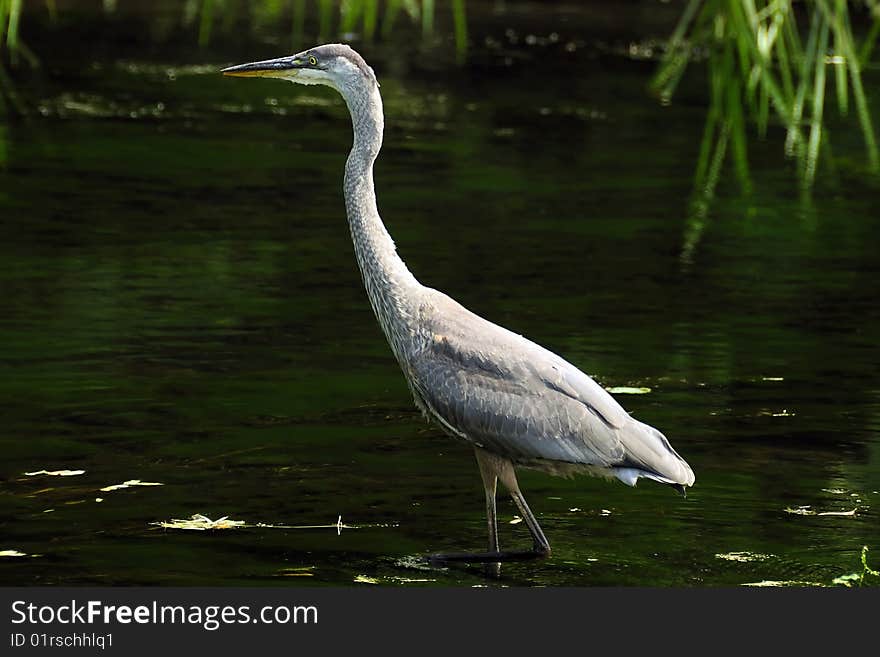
[223,44,694,559]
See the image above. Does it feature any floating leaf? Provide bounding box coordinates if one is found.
[784,506,857,517]
[100,479,163,492]
[606,386,652,395]
[785,505,814,515]
[354,575,380,584]
[24,469,85,477]
[742,580,825,587]
[153,514,244,530]
[153,514,360,533]
[0,550,28,557]
[832,573,861,586]
[277,566,315,578]
[716,551,774,563]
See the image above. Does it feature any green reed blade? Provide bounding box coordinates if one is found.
[805,13,829,187]
[817,0,879,170]
[775,13,795,105]
[786,6,821,156]
[651,0,709,100]
[381,0,403,38]
[422,0,434,37]
[318,0,333,42]
[452,0,467,61]
[858,13,879,66]
[340,0,361,34]
[291,0,305,49]
[363,0,378,41]
[198,0,214,47]
[830,0,848,115]
[7,0,21,52]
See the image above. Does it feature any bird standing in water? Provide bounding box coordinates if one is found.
[223,44,694,564]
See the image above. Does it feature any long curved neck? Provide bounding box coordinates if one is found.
[339,79,421,358]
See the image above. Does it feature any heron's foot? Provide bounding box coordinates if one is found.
[426,547,550,565]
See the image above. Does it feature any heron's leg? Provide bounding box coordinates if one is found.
[480,448,551,555]
[475,448,500,553]
[509,489,551,556]
[475,448,502,577]
[426,450,551,566]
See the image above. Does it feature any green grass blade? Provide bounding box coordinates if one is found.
[695,45,727,194]
[7,0,21,53]
[668,0,705,54]
[833,50,848,116]
[452,0,467,62]
[847,55,879,171]
[651,0,707,100]
[817,0,879,171]
[805,13,829,188]
[318,0,333,42]
[775,17,795,105]
[786,7,821,156]
[291,0,305,49]
[381,0,403,39]
[0,0,8,50]
[363,0,378,41]
[783,0,802,56]
[422,0,434,37]
[831,0,848,115]
[858,13,880,66]
[198,0,214,47]
[340,0,361,34]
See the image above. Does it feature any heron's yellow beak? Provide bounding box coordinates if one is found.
[222,68,284,78]
[221,56,303,78]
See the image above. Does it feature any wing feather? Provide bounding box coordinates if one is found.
[406,289,694,486]
[407,291,631,467]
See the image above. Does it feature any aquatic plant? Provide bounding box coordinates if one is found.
[655,0,880,264]
[0,0,22,56]
[0,1,468,62]
[654,0,879,197]
[190,0,467,55]
[831,545,880,587]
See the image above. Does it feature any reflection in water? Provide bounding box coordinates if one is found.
[173,0,469,54]
[655,0,879,191]
[653,0,880,263]
[0,2,879,586]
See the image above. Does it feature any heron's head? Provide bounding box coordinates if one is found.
[221,43,378,93]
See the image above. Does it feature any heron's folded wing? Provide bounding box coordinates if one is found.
[407,333,628,466]
[528,352,631,429]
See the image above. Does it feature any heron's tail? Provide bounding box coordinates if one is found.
[613,419,695,490]
[670,483,687,498]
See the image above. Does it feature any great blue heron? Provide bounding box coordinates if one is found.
[223,44,694,564]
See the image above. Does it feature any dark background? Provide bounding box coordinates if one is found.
[0,0,878,586]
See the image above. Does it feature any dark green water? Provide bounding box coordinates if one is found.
[1,1,879,586]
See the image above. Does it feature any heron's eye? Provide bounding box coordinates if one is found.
[308,56,317,66]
